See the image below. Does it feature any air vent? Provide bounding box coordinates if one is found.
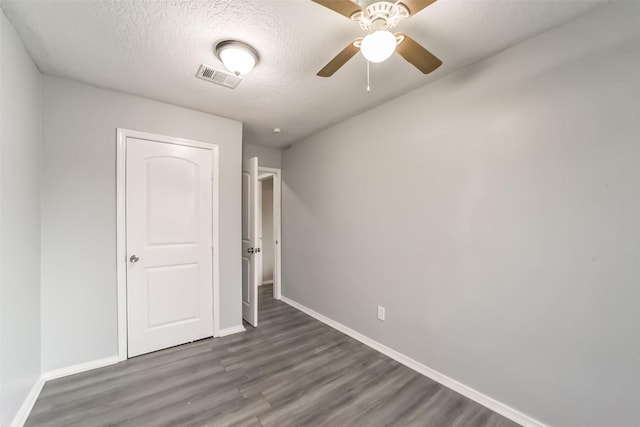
[196,64,242,89]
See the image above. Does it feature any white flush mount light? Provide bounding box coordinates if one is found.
[360,30,397,63]
[215,40,259,76]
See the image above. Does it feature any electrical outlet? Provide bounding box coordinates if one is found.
[377,306,385,321]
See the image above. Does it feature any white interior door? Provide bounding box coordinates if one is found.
[242,156,260,326]
[126,137,213,357]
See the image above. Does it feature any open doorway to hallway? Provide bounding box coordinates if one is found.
[257,166,282,303]
[258,175,275,288]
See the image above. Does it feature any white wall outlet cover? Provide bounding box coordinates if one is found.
[377,306,385,321]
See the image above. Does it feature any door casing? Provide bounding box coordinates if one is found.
[116,128,221,361]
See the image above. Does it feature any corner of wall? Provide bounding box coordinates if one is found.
[0,6,4,424]
[0,8,45,426]
[243,142,283,170]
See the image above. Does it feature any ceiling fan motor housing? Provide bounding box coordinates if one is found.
[352,1,410,32]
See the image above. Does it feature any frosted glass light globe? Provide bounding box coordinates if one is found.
[216,41,259,76]
[360,30,397,63]
[219,46,256,76]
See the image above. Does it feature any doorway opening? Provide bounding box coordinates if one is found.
[258,173,274,300]
[258,167,282,303]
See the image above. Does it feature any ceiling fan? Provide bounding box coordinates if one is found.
[312,0,442,77]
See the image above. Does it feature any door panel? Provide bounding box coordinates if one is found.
[242,172,250,241]
[242,157,259,326]
[146,158,199,244]
[146,264,199,327]
[127,137,213,357]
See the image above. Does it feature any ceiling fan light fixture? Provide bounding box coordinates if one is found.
[360,30,397,63]
[215,40,258,76]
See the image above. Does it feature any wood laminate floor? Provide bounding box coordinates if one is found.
[26,285,520,427]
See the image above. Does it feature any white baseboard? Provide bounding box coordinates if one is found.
[10,355,119,427]
[9,376,45,427]
[42,355,119,381]
[261,280,274,286]
[215,325,246,338]
[280,296,546,427]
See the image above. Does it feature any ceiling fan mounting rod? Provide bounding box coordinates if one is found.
[351,1,410,32]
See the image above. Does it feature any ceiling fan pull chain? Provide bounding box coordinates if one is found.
[367,60,371,93]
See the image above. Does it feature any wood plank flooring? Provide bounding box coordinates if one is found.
[26,285,520,427]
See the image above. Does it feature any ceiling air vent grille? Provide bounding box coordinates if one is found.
[196,64,242,89]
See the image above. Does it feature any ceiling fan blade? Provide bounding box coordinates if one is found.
[395,33,442,74]
[311,0,361,18]
[398,0,438,16]
[317,39,361,77]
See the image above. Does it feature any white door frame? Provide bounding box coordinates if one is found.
[257,167,282,300]
[116,128,220,361]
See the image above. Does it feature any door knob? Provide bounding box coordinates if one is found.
[255,248,261,253]
[129,255,140,263]
[247,248,254,254]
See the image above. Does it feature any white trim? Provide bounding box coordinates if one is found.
[261,280,274,285]
[116,128,221,361]
[42,356,119,381]
[116,130,127,360]
[258,167,282,301]
[9,377,45,427]
[280,296,546,427]
[273,170,282,300]
[10,355,119,427]
[215,325,246,337]
[211,145,221,339]
[257,167,280,174]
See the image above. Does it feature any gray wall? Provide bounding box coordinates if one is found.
[41,76,243,371]
[244,143,281,169]
[0,10,42,426]
[282,3,640,427]
[261,178,274,283]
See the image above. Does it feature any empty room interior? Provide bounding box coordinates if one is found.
[1,0,639,426]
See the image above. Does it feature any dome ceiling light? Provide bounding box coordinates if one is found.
[215,40,259,76]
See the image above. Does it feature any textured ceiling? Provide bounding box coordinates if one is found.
[2,0,603,148]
